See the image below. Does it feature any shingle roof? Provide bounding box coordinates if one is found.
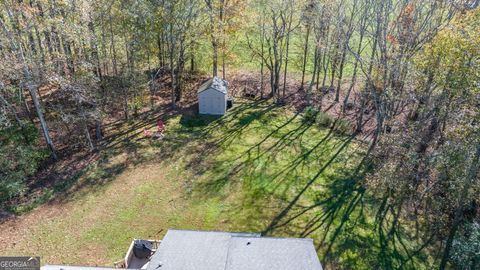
[197,77,228,94]
[42,266,121,270]
[147,229,323,270]
[225,237,322,270]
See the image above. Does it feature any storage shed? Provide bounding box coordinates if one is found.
[198,77,228,115]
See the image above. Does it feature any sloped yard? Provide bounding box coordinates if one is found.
[1,100,418,269]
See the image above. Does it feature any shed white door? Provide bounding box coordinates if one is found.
[214,96,223,114]
[208,96,217,114]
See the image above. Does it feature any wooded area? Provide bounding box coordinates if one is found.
[0,0,479,269]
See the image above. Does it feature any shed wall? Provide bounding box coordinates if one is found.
[199,88,227,115]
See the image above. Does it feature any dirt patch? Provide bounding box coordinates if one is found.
[0,200,75,251]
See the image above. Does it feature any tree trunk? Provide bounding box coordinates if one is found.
[88,21,102,79]
[29,84,57,159]
[80,106,95,151]
[282,12,293,101]
[300,26,310,90]
[335,42,347,102]
[212,38,218,77]
[260,19,265,99]
[307,41,320,106]
[95,119,103,141]
[439,214,460,270]
[157,33,164,67]
[109,13,118,76]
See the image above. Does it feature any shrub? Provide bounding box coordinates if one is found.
[302,106,319,123]
[129,95,148,115]
[316,112,333,128]
[0,124,47,203]
[335,119,351,135]
[451,222,480,270]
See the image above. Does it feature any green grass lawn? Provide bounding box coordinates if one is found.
[0,100,431,269]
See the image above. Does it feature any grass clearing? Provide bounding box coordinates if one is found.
[1,100,427,269]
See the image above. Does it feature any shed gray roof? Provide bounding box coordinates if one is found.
[197,77,228,94]
[147,229,322,270]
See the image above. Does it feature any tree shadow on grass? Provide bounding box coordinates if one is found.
[155,100,280,180]
[179,114,221,128]
[199,99,272,133]
[206,100,279,148]
[261,152,435,270]
[191,108,314,195]
[191,102,364,199]
[182,103,431,269]
[262,134,357,234]
[9,104,181,212]
[200,123,307,190]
